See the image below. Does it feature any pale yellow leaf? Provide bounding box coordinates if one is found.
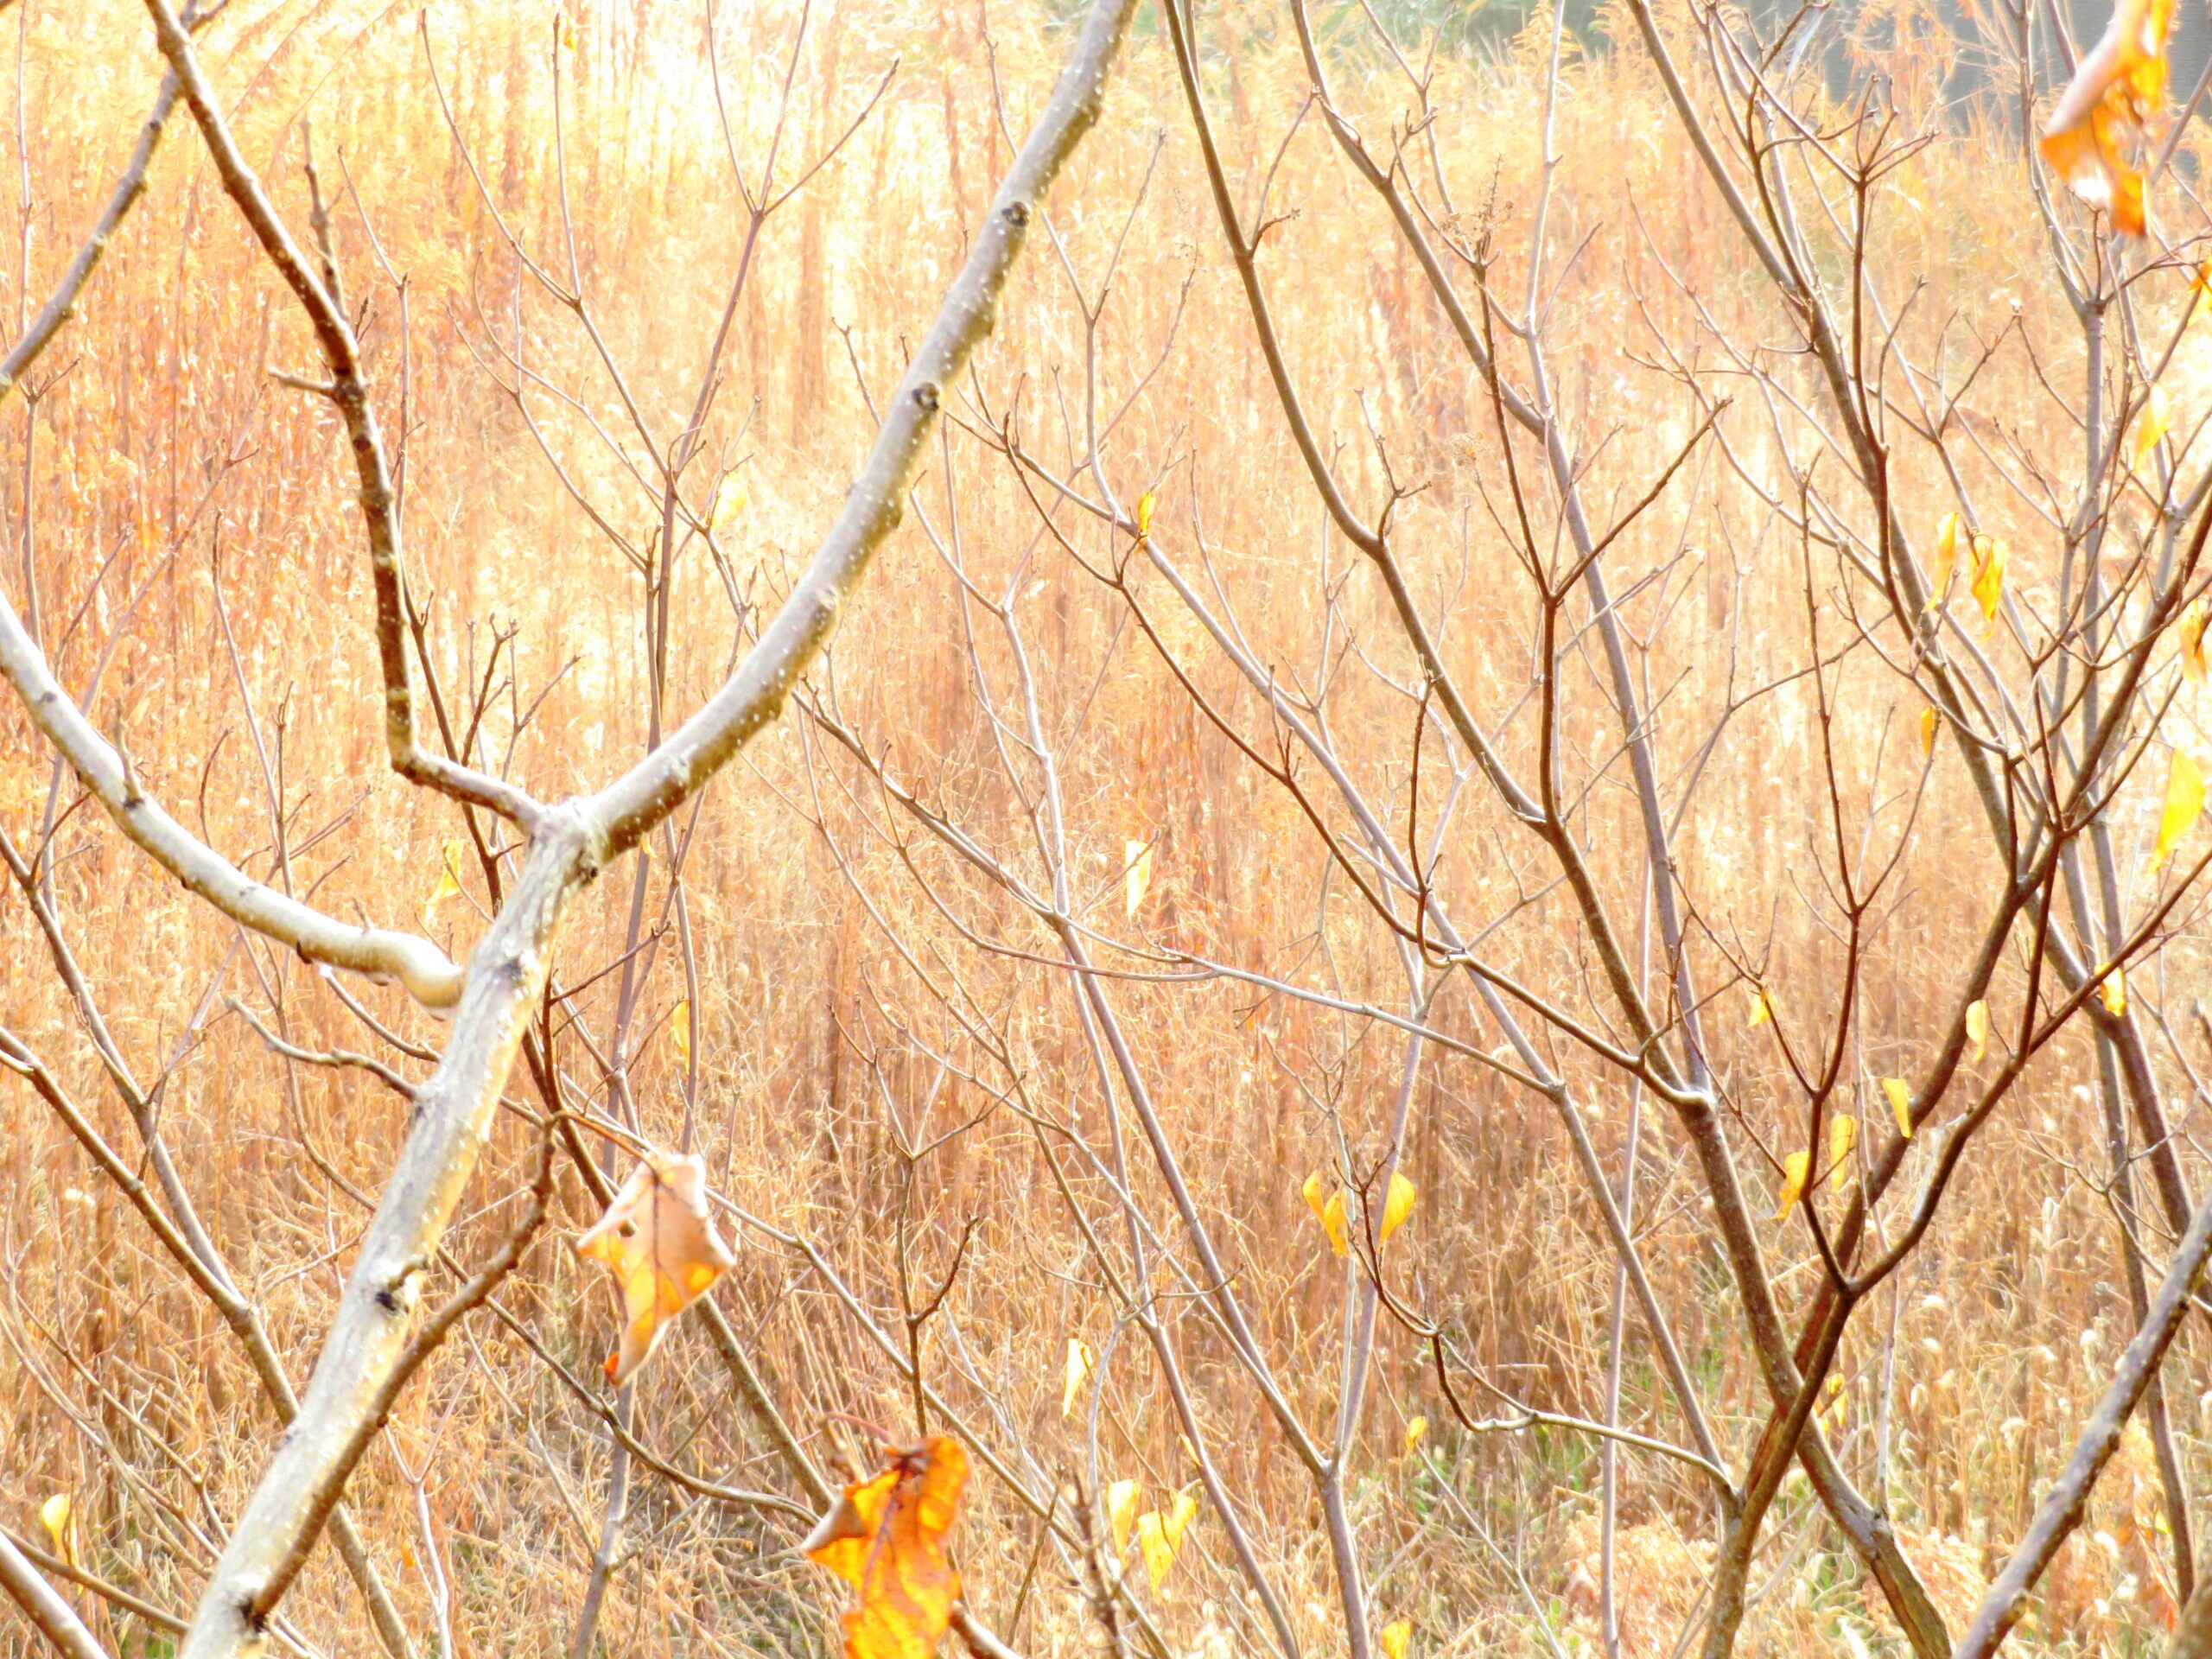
[2152,750,2205,872]
[1136,492,1155,539]
[2137,385,2174,469]
[671,999,691,1067]
[1882,1077,1914,1141]
[1381,1620,1413,1659]
[421,837,464,928]
[709,474,747,534]
[1320,1190,1349,1257]
[1379,1170,1416,1244]
[1748,988,1772,1028]
[2101,967,2127,1016]
[40,1493,73,1567]
[1928,512,1961,610]
[1136,1510,1175,1588]
[1106,1480,1141,1556]
[1773,1150,1810,1222]
[1829,1114,1857,1193]
[1403,1416,1427,1457]
[2178,598,2208,686]
[1966,999,1990,1061]
[1061,1338,1094,1419]
[1123,839,1154,919]
[1970,534,2007,626]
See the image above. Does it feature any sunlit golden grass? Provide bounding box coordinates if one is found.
[6,0,2212,1654]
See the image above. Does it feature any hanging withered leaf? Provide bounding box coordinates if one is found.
[804,1435,969,1659]
[2135,385,2175,470]
[1968,535,2008,627]
[40,1493,75,1568]
[1136,491,1156,541]
[1135,1489,1198,1590]
[1105,1479,1141,1557]
[422,837,465,929]
[1919,705,1940,759]
[1928,512,1961,610]
[1882,1077,1915,1141]
[2040,0,2177,237]
[708,474,748,535]
[1122,838,1154,919]
[1402,1415,1427,1458]
[670,999,692,1067]
[2177,598,2208,686]
[2152,750,2205,872]
[1303,1172,1350,1256]
[1772,1150,1810,1222]
[573,1148,736,1384]
[1966,999,1991,1062]
[1379,1170,1417,1244]
[2101,967,2128,1016]
[1060,1338,1094,1419]
[1828,1114,1858,1194]
[1748,988,1773,1028]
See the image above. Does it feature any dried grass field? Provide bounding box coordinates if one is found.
[7,0,2212,1655]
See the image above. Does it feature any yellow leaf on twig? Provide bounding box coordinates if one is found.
[1061,1338,1094,1419]
[1381,1621,1413,1659]
[2101,967,2127,1016]
[708,474,747,534]
[1966,999,1990,1062]
[2136,385,2174,469]
[2177,598,2208,685]
[1829,1114,1858,1193]
[1379,1170,1417,1244]
[1882,1077,1915,1141]
[421,837,464,928]
[1969,535,2007,626]
[1106,1480,1140,1557]
[1920,706,1939,758]
[1123,839,1154,919]
[1135,1496,1198,1590]
[2152,750,2204,871]
[1773,1150,1810,1222]
[1403,1416,1427,1457]
[40,1493,74,1568]
[574,1147,737,1383]
[1136,492,1155,540]
[671,999,691,1067]
[1928,512,1961,610]
[1303,1172,1349,1256]
[1748,988,1772,1028]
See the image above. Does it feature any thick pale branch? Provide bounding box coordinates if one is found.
[172,0,1140,1649]
[0,594,465,1005]
[0,1531,111,1659]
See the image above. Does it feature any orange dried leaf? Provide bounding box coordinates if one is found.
[2039,0,2176,237]
[573,1148,736,1383]
[804,1436,970,1659]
